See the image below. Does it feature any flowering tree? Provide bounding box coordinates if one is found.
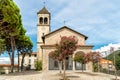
[84,52,101,72]
[84,52,101,63]
[57,36,78,80]
[49,36,78,79]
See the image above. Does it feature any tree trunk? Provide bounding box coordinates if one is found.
[63,59,66,80]
[58,61,62,74]
[21,54,25,71]
[17,51,20,72]
[82,63,83,72]
[98,62,99,72]
[10,36,15,73]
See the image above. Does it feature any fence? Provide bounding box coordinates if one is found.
[100,69,120,76]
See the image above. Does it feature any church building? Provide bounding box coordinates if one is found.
[37,6,93,71]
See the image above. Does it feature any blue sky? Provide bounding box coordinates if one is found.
[13,0,120,52]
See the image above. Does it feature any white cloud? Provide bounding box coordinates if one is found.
[13,0,120,51]
[93,43,120,57]
[51,0,120,46]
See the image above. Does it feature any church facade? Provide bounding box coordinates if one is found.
[37,6,93,71]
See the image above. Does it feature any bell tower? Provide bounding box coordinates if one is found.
[37,6,50,60]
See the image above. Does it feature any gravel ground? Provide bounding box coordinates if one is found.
[0,71,120,80]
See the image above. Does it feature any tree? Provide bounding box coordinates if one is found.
[0,0,22,73]
[15,26,26,72]
[35,60,42,71]
[0,0,32,72]
[0,38,5,54]
[84,52,101,72]
[107,50,120,70]
[56,36,78,80]
[17,35,33,71]
[74,51,85,72]
[116,58,120,70]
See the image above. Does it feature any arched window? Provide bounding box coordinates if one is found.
[74,51,86,70]
[44,17,48,24]
[39,17,43,24]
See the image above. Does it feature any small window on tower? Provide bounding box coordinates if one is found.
[39,17,43,24]
[44,17,48,24]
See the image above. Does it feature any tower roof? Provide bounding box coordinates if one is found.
[37,6,50,14]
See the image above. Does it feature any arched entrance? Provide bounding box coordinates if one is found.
[48,51,59,70]
[48,51,73,70]
[49,57,59,70]
[74,51,86,70]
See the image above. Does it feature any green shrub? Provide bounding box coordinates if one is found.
[102,68,107,73]
[35,60,42,71]
[93,64,98,72]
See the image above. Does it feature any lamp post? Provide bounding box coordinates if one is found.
[113,50,117,80]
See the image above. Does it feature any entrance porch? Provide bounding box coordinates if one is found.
[49,56,86,70]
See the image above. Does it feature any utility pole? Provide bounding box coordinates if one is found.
[110,47,117,79]
[105,51,109,74]
[114,50,117,79]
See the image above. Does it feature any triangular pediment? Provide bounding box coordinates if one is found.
[43,26,88,45]
[44,26,88,39]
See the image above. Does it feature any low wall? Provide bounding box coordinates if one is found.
[0,66,18,74]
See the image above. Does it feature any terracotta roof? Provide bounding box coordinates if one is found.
[99,59,113,64]
[0,64,18,67]
[43,26,88,40]
[19,52,37,55]
[31,52,37,55]
[37,6,50,14]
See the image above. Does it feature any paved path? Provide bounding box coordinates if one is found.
[0,71,120,80]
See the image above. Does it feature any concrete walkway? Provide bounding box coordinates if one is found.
[0,71,120,80]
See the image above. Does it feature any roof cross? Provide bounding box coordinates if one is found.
[43,1,46,6]
[64,20,66,26]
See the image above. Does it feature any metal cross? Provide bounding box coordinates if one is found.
[64,21,66,26]
[43,1,46,6]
